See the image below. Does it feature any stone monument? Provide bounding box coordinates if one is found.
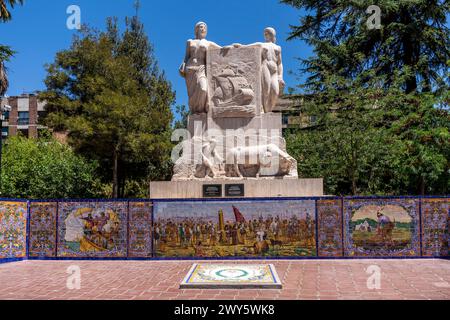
[149,22,323,198]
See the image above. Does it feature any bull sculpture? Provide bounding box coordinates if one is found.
[225,143,296,178]
[173,138,298,180]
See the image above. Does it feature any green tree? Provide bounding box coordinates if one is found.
[1,136,101,199]
[40,15,175,198]
[0,45,13,95]
[283,1,449,195]
[390,93,449,195]
[287,78,449,195]
[283,0,449,94]
[287,73,400,195]
[173,105,189,129]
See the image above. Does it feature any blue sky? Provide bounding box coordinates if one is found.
[0,0,311,109]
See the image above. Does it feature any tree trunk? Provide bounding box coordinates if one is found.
[419,176,425,196]
[350,135,358,196]
[351,174,357,196]
[112,147,120,198]
[0,62,8,96]
[119,166,126,198]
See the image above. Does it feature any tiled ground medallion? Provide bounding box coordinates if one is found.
[180,264,282,289]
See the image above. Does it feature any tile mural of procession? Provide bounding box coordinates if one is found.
[153,200,317,258]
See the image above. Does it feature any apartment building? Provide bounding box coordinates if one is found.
[1,93,47,140]
[273,95,318,130]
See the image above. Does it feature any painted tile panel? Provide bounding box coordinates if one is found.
[344,198,420,257]
[57,202,128,258]
[154,200,316,258]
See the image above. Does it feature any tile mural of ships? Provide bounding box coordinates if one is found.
[153,200,316,258]
[57,202,128,258]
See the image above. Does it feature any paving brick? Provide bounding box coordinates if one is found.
[0,259,449,300]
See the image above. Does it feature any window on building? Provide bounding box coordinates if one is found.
[2,111,9,121]
[282,114,289,126]
[18,112,29,125]
[1,127,8,138]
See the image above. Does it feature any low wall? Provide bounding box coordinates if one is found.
[0,196,448,263]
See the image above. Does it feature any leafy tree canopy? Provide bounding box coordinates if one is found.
[40,15,175,198]
[1,135,101,199]
[283,1,449,195]
[283,0,450,94]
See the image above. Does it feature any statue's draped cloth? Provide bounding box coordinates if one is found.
[185,65,208,114]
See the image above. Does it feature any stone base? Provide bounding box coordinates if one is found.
[149,178,323,199]
[180,264,282,289]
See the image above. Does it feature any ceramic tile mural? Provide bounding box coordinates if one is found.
[421,198,449,257]
[153,200,316,258]
[317,199,343,257]
[0,201,28,259]
[57,202,128,258]
[29,202,57,258]
[344,198,421,257]
[1,197,448,261]
[128,202,153,258]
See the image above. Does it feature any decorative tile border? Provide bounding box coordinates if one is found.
[421,198,449,257]
[0,201,28,259]
[128,202,153,258]
[317,199,343,257]
[29,202,58,258]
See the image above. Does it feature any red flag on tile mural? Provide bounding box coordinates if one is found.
[232,206,246,223]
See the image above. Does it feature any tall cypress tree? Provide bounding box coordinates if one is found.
[283,0,449,94]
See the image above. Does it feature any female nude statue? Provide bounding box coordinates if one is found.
[260,27,285,113]
[236,27,285,113]
[179,22,222,114]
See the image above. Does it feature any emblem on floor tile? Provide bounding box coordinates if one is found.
[180,264,282,289]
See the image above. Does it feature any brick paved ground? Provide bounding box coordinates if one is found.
[0,259,449,300]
